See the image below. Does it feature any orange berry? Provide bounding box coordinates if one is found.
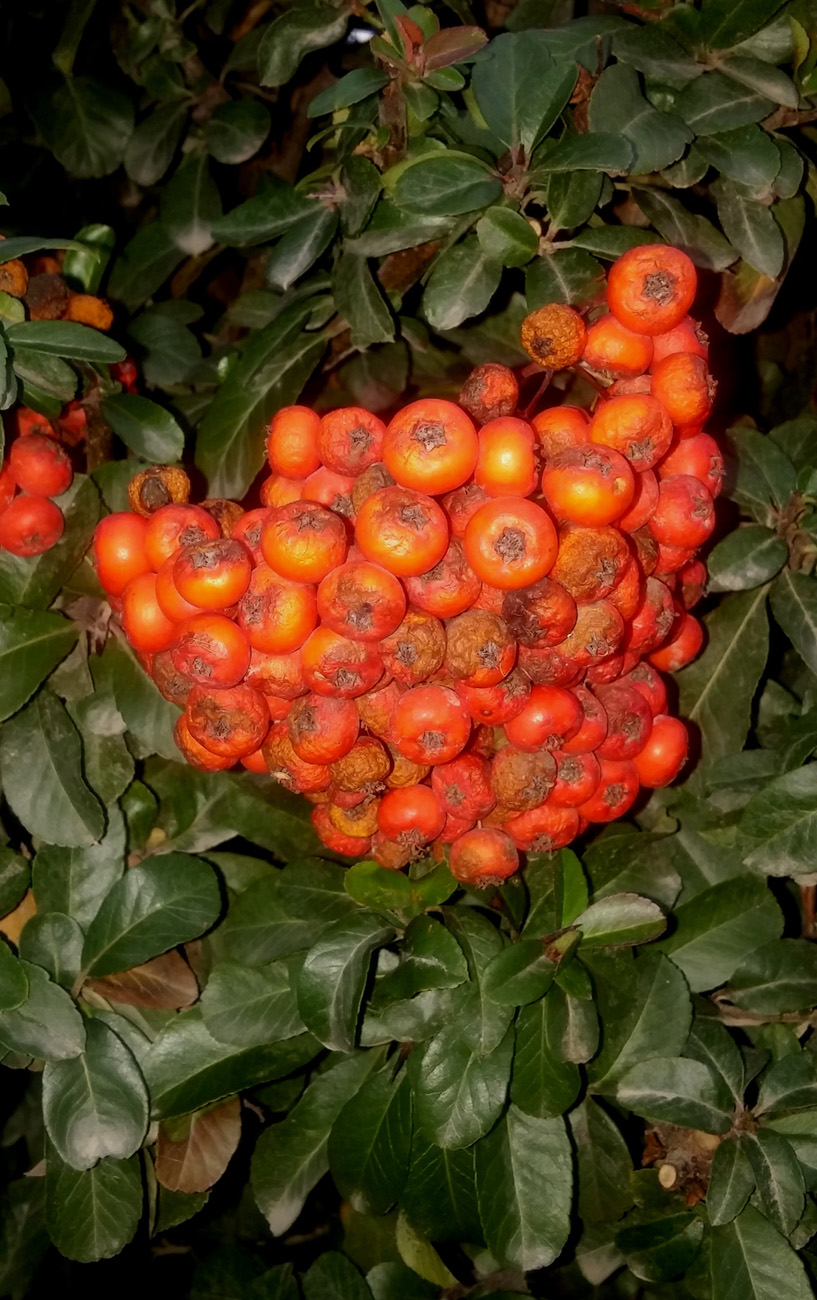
[173,538,252,609]
[589,394,673,471]
[474,416,538,497]
[458,362,519,424]
[541,444,634,526]
[607,244,697,336]
[266,405,321,478]
[532,405,590,458]
[383,398,478,495]
[121,572,179,653]
[237,565,317,653]
[261,501,348,583]
[300,626,383,697]
[170,614,251,688]
[144,504,220,571]
[650,352,715,432]
[651,316,709,366]
[9,434,72,497]
[464,497,558,590]
[318,406,386,476]
[449,827,519,886]
[94,512,151,595]
[355,486,449,577]
[520,303,587,368]
[317,559,406,642]
[0,495,64,557]
[582,313,654,377]
[185,683,270,758]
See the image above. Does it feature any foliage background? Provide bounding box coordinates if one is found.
[3,0,817,1297]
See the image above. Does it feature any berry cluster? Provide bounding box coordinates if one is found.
[94,244,721,886]
[0,411,75,556]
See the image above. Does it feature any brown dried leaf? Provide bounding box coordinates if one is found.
[87,951,198,1009]
[156,1097,242,1193]
[715,261,780,335]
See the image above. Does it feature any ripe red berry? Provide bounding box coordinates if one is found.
[9,434,72,497]
[0,495,64,556]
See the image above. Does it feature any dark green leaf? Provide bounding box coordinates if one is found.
[308,69,389,117]
[699,0,789,52]
[587,952,692,1092]
[745,1128,804,1235]
[206,98,270,164]
[423,238,501,331]
[252,1051,379,1234]
[697,126,781,192]
[510,998,581,1119]
[0,474,100,610]
[571,226,663,259]
[708,525,787,592]
[616,1056,734,1133]
[302,1252,373,1300]
[18,913,83,988]
[675,70,775,135]
[757,1054,817,1117]
[740,766,817,877]
[576,893,666,947]
[616,1210,704,1284]
[533,133,634,174]
[569,1098,633,1224]
[0,1178,48,1299]
[0,691,104,848]
[588,65,691,173]
[6,321,124,364]
[545,982,599,1064]
[223,861,358,964]
[62,224,115,296]
[476,1107,572,1271]
[266,204,337,291]
[144,1008,318,1118]
[727,939,817,1013]
[33,819,124,930]
[526,249,604,307]
[0,942,28,1012]
[771,570,817,676]
[726,426,797,519]
[332,251,394,348]
[258,8,348,86]
[544,171,603,233]
[708,1136,755,1226]
[482,939,555,1005]
[724,55,798,107]
[445,908,512,1053]
[391,154,502,217]
[0,848,29,919]
[161,153,222,257]
[200,960,304,1047]
[340,157,382,238]
[195,305,325,497]
[125,103,188,187]
[685,1019,745,1102]
[471,33,577,156]
[296,913,394,1051]
[0,605,77,721]
[46,78,133,178]
[13,347,76,405]
[42,1018,148,1170]
[677,587,769,769]
[107,222,185,314]
[347,200,453,257]
[328,1067,412,1213]
[582,832,681,911]
[657,876,782,992]
[375,914,467,1000]
[81,854,221,978]
[400,1132,482,1243]
[710,1205,815,1300]
[101,393,185,462]
[476,207,538,267]
[613,24,703,87]
[0,961,85,1061]
[633,186,737,270]
[0,237,86,264]
[103,637,179,761]
[46,1144,142,1263]
[408,1024,513,1149]
[714,187,784,277]
[212,182,316,247]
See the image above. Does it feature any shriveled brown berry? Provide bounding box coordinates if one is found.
[502,576,577,648]
[517,644,580,687]
[63,293,114,330]
[152,649,194,706]
[186,684,269,758]
[444,609,517,687]
[25,273,70,320]
[490,745,556,812]
[521,304,587,369]
[327,798,381,838]
[329,736,392,792]
[262,723,331,794]
[549,524,631,603]
[381,610,446,687]
[201,498,245,537]
[557,600,625,668]
[371,832,413,871]
[351,462,395,514]
[128,465,191,517]
[458,363,519,424]
[456,669,532,726]
[386,748,431,787]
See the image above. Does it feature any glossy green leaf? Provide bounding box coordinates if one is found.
[212,181,316,247]
[302,1252,373,1300]
[587,952,692,1092]
[745,1128,804,1235]
[107,222,185,313]
[0,604,77,721]
[757,1053,817,1117]
[18,913,83,989]
[697,125,782,192]
[616,1210,704,1284]
[328,1067,412,1213]
[545,982,599,1064]
[252,1051,379,1234]
[32,817,124,930]
[526,248,604,307]
[727,939,817,1013]
[588,65,691,174]
[391,154,501,217]
[103,637,178,761]
[206,98,270,164]
[42,1018,148,1170]
[708,525,787,592]
[569,1098,633,1224]
[445,908,512,1053]
[408,1024,513,1149]
[471,33,577,156]
[46,1144,142,1263]
[296,913,394,1051]
[258,8,348,86]
[0,942,28,1012]
[161,152,222,257]
[0,848,29,919]
[308,69,389,117]
[576,893,666,947]
[633,186,737,270]
[81,854,221,978]
[476,207,538,267]
[510,998,581,1119]
[400,1132,482,1243]
[708,1135,756,1226]
[740,765,817,876]
[726,426,797,518]
[710,1205,815,1300]
[544,171,603,233]
[715,187,784,277]
[675,70,775,135]
[45,77,134,178]
[125,103,188,187]
[684,1019,745,1103]
[266,203,337,291]
[771,569,817,676]
[481,939,555,1006]
[223,860,358,964]
[476,1106,572,1271]
[657,876,782,991]
[616,1056,734,1133]
[422,238,501,331]
[101,393,185,462]
[699,0,789,52]
[6,321,124,364]
[613,24,705,87]
[332,251,394,348]
[677,587,769,769]
[144,1009,318,1118]
[200,960,304,1047]
[195,304,325,497]
[375,914,466,1000]
[0,961,85,1061]
[0,691,104,848]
